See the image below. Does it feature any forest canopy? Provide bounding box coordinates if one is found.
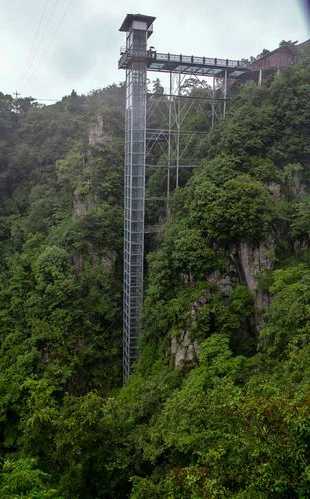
[0,60,309,498]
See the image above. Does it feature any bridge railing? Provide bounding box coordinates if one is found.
[119,48,249,69]
[152,52,247,68]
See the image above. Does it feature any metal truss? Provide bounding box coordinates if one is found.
[145,72,228,216]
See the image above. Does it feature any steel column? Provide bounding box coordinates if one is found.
[123,27,148,380]
[223,69,228,118]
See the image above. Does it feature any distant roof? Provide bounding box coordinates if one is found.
[298,39,310,49]
[119,14,156,32]
[258,39,310,59]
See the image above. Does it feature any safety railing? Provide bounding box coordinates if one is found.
[120,49,249,69]
[150,51,248,68]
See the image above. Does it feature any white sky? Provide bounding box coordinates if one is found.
[0,0,309,101]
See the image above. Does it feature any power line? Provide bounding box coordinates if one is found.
[18,0,52,86]
[24,0,51,66]
[21,0,73,92]
[46,0,73,55]
[22,0,61,88]
[21,0,62,90]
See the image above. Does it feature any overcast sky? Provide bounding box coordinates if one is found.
[0,0,309,101]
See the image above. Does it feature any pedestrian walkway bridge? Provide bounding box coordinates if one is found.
[119,48,250,77]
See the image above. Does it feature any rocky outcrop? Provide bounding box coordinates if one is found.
[72,185,117,274]
[237,240,274,328]
[171,331,200,369]
[170,239,275,367]
[207,270,234,297]
[88,116,112,146]
[268,181,281,199]
[73,189,95,218]
[170,292,210,369]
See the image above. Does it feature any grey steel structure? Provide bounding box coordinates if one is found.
[120,14,155,380]
[119,14,249,380]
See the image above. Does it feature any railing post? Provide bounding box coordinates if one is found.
[223,69,228,118]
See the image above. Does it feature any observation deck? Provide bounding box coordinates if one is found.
[119,49,250,77]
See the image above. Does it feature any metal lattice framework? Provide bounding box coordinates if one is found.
[121,16,152,380]
[119,14,250,380]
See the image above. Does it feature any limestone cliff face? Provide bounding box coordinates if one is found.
[170,293,209,369]
[237,240,274,328]
[88,116,112,146]
[70,119,116,273]
[171,331,200,369]
[207,270,235,297]
[73,188,95,218]
[72,177,116,275]
[170,239,275,369]
[169,179,288,368]
[72,188,93,273]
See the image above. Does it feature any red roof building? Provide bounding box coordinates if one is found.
[249,45,297,71]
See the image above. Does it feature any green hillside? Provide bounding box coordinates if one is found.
[0,61,309,498]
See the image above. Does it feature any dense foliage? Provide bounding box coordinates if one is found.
[0,61,309,498]
[0,87,124,496]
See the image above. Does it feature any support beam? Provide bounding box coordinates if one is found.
[167,71,172,216]
[223,69,228,118]
[212,77,215,128]
[176,73,181,188]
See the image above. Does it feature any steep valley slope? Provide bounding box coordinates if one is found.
[0,62,309,498]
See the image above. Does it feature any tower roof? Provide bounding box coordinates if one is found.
[119,14,156,32]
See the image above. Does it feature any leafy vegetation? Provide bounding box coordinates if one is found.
[0,61,309,498]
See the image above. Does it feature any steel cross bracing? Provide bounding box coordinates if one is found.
[145,72,229,214]
[119,14,250,380]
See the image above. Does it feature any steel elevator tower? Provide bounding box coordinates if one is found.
[119,14,249,380]
[120,15,155,380]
